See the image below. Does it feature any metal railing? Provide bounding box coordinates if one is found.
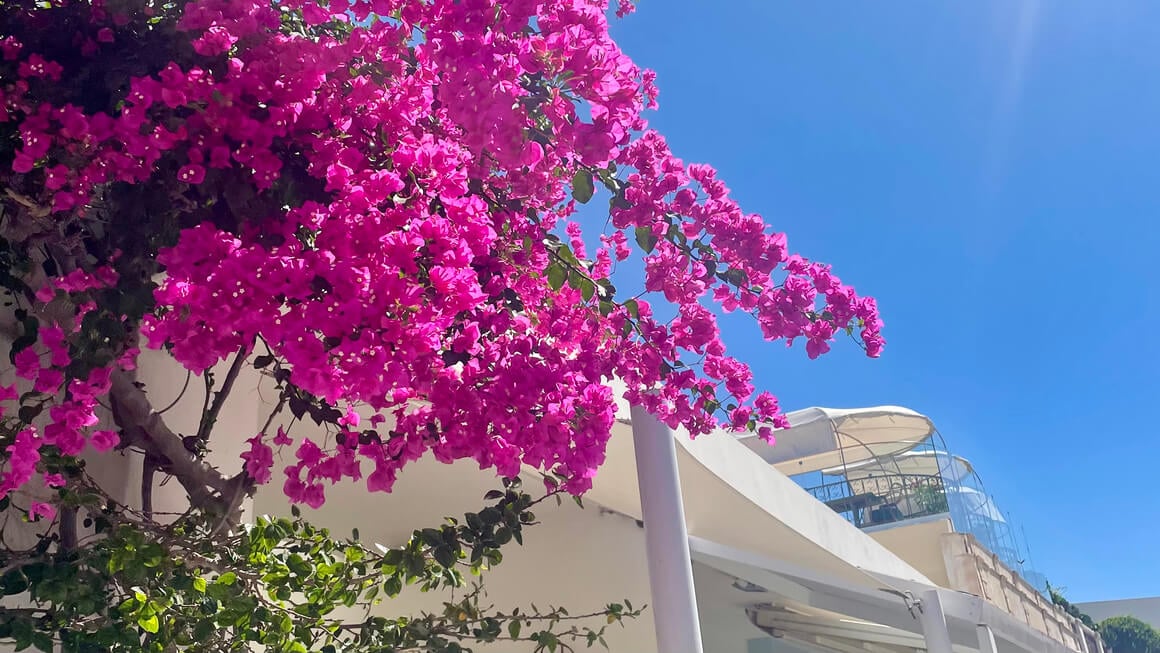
[804,473,949,529]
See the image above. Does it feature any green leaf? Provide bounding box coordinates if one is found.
[609,190,632,211]
[193,620,215,640]
[720,267,748,287]
[571,170,594,204]
[433,546,457,568]
[554,244,580,267]
[622,299,639,319]
[493,526,512,545]
[546,263,566,291]
[193,577,207,593]
[634,226,657,254]
[17,404,43,424]
[138,614,159,634]
[216,572,237,586]
[576,275,596,302]
[1,570,29,596]
[479,507,502,525]
[509,621,521,640]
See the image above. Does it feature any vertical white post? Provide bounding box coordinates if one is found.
[918,590,954,653]
[976,624,998,653]
[630,405,705,653]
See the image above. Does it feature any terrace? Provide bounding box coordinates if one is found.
[736,406,1046,594]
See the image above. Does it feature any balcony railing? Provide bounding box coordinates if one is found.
[805,472,948,529]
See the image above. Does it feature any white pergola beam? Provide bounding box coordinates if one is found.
[630,406,704,653]
[976,624,998,653]
[695,537,1079,653]
[918,591,954,653]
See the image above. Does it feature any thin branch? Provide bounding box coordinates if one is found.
[141,457,156,522]
[157,369,192,414]
[196,346,248,443]
[258,391,288,437]
[59,507,77,550]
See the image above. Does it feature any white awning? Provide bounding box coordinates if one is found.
[737,406,936,476]
[823,450,975,483]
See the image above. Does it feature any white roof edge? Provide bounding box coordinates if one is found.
[782,405,934,430]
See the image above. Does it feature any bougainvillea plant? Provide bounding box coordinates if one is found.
[0,0,883,650]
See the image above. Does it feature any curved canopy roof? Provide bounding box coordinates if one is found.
[821,450,975,483]
[737,406,936,476]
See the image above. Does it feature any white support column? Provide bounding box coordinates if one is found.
[976,624,998,653]
[630,405,705,653]
[918,591,954,653]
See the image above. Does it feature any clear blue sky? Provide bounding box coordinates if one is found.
[609,2,1160,602]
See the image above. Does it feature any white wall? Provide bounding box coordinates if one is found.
[254,453,660,652]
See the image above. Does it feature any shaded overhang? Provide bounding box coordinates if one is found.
[691,537,1075,653]
[576,418,934,586]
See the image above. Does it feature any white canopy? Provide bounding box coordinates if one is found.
[737,406,936,476]
[822,450,975,483]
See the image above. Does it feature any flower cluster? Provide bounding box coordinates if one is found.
[0,0,882,507]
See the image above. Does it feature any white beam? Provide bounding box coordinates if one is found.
[630,406,704,653]
[976,624,998,653]
[696,536,1075,653]
[751,612,923,650]
[918,591,954,653]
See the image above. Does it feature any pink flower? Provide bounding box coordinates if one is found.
[89,429,120,452]
[18,54,63,81]
[43,164,69,190]
[338,407,360,428]
[14,347,40,380]
[11,151,35,173]
[0,0,884,503]
[177,164,206,184]
[0,36,22,61]
[43,473,66,488]
[241,435,274,484]
[1,428,40,494]
[29,502,56,522]
[32,367,64,393]
[192,26,238,56]
[272,426,293,447]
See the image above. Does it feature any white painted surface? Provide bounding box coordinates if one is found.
[629,405,704,653]
[918,590,954,653]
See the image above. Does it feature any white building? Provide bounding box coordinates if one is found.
[1,350,1105,653]
[242,373,1102,653]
